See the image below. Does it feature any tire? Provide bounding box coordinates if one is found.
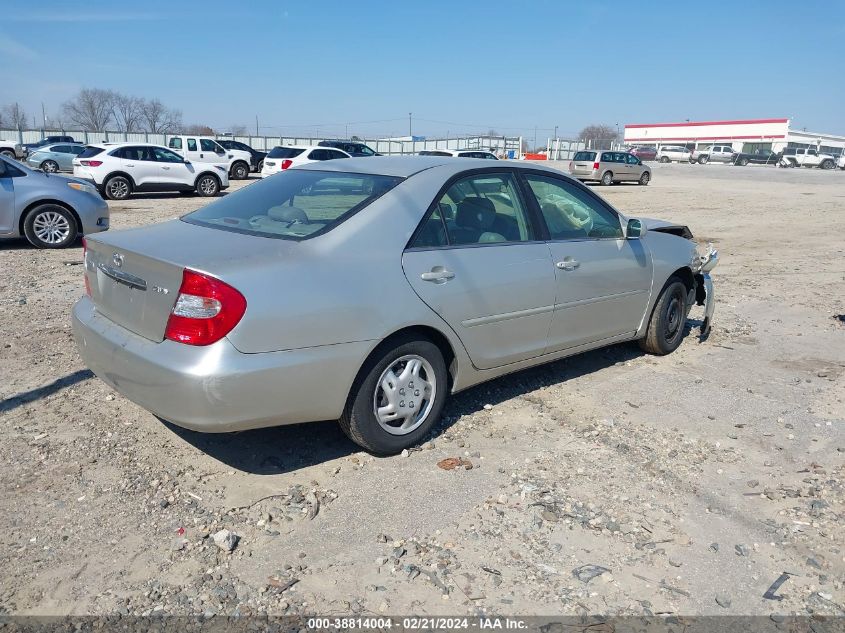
[601,171,613,186]
[698,155,709,164]
[638,276,689,355]
[41,160,60,173]
[104,175,131,200]
[23,204,77,249]
[738,158,748,166]
[231,161,249,180]
[660,156,670,163]
[257,160,264,172]
[1,149,16,159]
[339,335,448,455]
[820,160,833,170]
[195,174,220,197]
[639,171,650,186]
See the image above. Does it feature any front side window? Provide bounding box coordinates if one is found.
[200,139,218,152]
[187,138,197,151]
[153,147,184,163]
[51,145,70,154]
[183,170,402,240]
[626,154,640,165]
[524,174,622,240]
[358,145,375,156]
[169,138,183,150]
[431,172,534,246]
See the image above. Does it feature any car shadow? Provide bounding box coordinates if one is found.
[166,339,652,475]
[0,237,83,250]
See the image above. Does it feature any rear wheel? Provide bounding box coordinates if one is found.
[601,171,613,186]
[40,159,59,173]
[820,160,834,170]
[231,161,249,180]
[104,175,131,200]
[639,171,650,186]
[339,335,448,455]
[196,174,220,197]
[23,204,77,249]
[0,149,15,159]
[639,277,688,355]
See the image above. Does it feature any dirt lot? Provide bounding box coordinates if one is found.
[1,163,843,618]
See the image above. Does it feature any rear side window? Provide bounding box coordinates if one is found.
[77,147,104,159]
[267,147,305,159]
[169,138,183,150]
[600,152,614,162]
[187,139,197,151]
[183,170,403,240]
[573,151,596,161]
[419,151,451,156]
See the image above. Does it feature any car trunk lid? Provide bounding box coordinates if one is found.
[83,219,289,342]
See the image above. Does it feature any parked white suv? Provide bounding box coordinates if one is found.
[656,146,692,163]
[690,145,736,164]
[72,142,229,200]
[167,135,252,180]
[780,147,836,169]
[261,145,351,177]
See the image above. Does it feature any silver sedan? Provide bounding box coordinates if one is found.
[1,154,110,248]
[73,157,716,454]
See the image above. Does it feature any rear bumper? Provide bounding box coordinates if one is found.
[570,169,600,181]
[72,297,371,432]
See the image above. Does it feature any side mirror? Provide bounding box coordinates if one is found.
[183,160,192,165]
[626,218,645,239]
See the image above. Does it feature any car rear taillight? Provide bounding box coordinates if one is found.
[281,159,293,170]
[164,269,246,346]
[593,162,600,170]
[82,237,91,296]
[80,160,102,167]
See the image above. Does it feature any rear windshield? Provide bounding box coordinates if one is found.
[573,151,596,161]
[77,147,104,158]
[267,147,305,159]
[183,170,403,240]
[419,151,451,156]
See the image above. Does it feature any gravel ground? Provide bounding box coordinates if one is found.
[0,163,843,618]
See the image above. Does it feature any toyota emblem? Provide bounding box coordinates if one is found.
[112,252,124,268]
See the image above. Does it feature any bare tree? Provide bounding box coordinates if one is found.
[4,102,28,130]
[62,88,114,130]
[578,124,618,150]
[140,98,182,134]
[112,93,144,133]
[183,124,215,135]
[229,124,247,136]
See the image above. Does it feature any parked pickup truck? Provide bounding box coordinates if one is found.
[780,147,836,169]
[0,139,23,159]
[690,145,736,164]
[732,149,781,166]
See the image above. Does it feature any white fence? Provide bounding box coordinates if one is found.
[0,129,522,157]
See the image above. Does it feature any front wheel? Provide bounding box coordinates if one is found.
[698,155,709,164]
[660,156,670,163]
[738,158,748,166]
[0,149,15,159]
[23,204,77,248]
[196,174,220,197]
[339,336,448,455]
[820,160,834,170]
[639,277,688,355]
[639,171,650,185]
[601,171,613,186]
[231,161,249,180]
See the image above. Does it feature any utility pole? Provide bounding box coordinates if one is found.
[408,112,412,138]
[42,102,47,128]
[255,115,259,136]
[553,125,558,140]
[533,126,537,151]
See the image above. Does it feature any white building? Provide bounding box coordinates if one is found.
[623,118,845,157]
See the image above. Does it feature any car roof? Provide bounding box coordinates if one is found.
[294,155,563,179]
[88,142,169,149]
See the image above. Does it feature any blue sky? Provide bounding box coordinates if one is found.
[1,1,843,139]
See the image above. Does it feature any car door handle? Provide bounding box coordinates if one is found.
[420,269,455,282]
[556,259,580,270]
[162,166,170,170]
[125,163,135,167]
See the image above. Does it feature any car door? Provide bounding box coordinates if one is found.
[521,172,653,352]
[614,152,633,179]
[152,146,194,186]
[626,153,644,178]
[0,159,17,233]
[117,146,159,187]
[402,170,556,369]
[52,145,75,171]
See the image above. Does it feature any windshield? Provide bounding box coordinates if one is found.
[183,170,403,240]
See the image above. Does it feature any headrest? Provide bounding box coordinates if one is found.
[456,197,496,230]
[267,205,308,223]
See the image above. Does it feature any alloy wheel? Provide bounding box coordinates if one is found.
[32,210,71,245]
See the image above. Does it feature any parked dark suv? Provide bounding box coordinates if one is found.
[22,135,81,157]
[216,140,268,173]
[318,140,380,157]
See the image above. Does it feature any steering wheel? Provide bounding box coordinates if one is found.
[559,203,594,234]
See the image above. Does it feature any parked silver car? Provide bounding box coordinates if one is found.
[569,150,652,185]
[73,157,717,454]
[0,154,109,248]
[25,143,88,173]
[656,146,692,163]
